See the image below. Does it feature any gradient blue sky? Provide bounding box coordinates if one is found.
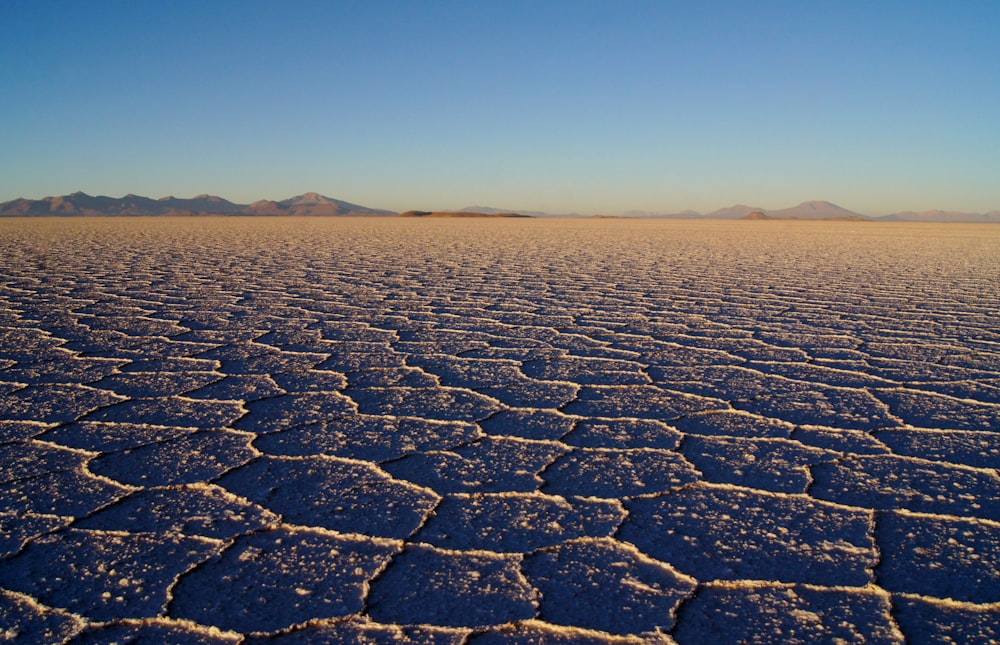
[2,1,998,215]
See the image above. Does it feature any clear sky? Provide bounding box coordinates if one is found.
[2,1,998,215]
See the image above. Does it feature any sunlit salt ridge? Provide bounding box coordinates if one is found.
[1,217,999,643]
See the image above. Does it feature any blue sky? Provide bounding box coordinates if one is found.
[2,1,998,215]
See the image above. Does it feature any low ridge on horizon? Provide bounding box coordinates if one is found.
[1,192,999,222]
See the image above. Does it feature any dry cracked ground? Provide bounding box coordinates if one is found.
[1,217,999,644]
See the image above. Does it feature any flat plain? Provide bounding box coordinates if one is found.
[1,217,999,643]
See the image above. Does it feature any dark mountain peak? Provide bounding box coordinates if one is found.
[284,192,336,205]
[276,193,395,216]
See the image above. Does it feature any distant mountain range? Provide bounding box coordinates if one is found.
[875,209,1000,222]
[460,200,1000,222]
[0,191,394,217]
[2,193,998,222]
[672,201,999,222]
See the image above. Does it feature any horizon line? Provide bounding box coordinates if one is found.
[3,190,1000,219]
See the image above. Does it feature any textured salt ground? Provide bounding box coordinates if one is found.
[1,217,1000,643]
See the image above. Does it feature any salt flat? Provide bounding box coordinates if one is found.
[1,217,998,643]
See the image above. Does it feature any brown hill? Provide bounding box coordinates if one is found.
[246,200,285,215]
[705,204,765,219]
[399,211,533,218]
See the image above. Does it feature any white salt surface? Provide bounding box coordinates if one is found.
[1,217,999,643]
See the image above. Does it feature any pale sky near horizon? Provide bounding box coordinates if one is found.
[2,1,998,216]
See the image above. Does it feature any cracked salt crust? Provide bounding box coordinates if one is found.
[1,217,999,641]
